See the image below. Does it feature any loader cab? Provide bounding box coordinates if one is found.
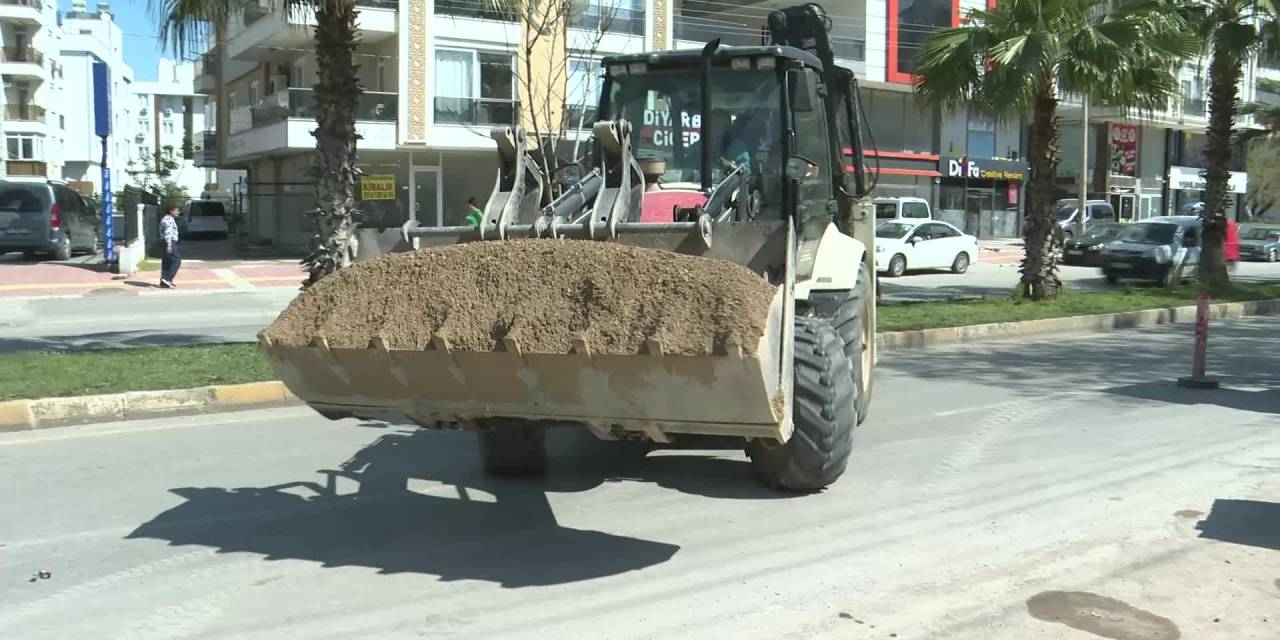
[598,46,849,241]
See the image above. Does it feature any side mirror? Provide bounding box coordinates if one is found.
[908,236,920,245]
[785,155,819,181]
[787,68,818,112]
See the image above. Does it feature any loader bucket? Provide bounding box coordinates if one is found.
[260,285,790,442]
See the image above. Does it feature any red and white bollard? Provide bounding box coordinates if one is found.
[1178,292,1220,389]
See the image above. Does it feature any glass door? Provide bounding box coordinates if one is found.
[411,168,441,226]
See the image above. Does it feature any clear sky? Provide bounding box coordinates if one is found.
[61,0,169,81]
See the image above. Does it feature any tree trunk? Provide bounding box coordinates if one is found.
[303,1,363,287]
[1198,37,1242,290]
[1019,84,1063,300]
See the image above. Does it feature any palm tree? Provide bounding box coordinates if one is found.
[1175,0,1278,288]
[152,1,362,287]
[915,0,1197,299]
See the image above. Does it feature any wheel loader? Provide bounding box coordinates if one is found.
[260,3,879,491]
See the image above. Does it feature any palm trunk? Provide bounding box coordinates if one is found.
[1198,39,1241,290]
[1020,83,1063,300]
[303,0,363,287]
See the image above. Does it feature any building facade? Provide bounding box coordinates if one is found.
[192,0,1264,248]
[131,58,214,199]
[0,0,61,181]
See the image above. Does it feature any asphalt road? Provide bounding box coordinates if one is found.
[881,260,1280,301]
[3,318,1278,639]
[0,288,300,353]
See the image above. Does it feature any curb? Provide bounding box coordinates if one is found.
[0,381,296,432]
[875,298,1280,351]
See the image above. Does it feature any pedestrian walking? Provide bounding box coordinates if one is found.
[159,206,182,288]
[465,197,483,229]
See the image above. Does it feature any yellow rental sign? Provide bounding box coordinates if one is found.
[362,175,396,200]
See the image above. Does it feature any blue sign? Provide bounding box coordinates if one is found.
[92,61,111,137]
[101,141,114,264]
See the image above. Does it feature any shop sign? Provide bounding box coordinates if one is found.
[361,175,397,200]
[940,155,1027,181]
[1109,124,1138,177]
[1167,165,1247,194]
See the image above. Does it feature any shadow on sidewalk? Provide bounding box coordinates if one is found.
[1196,499,1280,551]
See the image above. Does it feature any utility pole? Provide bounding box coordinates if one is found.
[92,61,115,272]
[1076,95,1089,238]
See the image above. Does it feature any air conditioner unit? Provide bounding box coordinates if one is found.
[163,108,173,117]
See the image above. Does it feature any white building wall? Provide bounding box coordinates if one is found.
[57,5,136,194]
[0,0,62,180]
[131,58,212,198]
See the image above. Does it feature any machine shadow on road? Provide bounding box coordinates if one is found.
[1105,380,1280,415]
[1195,499,1280,551]
[127,426,783,587]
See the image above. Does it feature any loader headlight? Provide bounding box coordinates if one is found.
[756,57,776,70]
[608,64,628,77]
[731,57,752,71]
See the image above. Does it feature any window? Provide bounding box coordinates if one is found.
[5,134,41,160]
[966,108,996,158]
[891,0,954,83]
[433,49,516,125]
[791,70,832,238]
[567,58,600,127]
[903,202,930,219]
[163,121,175,134]
[248,80,260,105]
[60,115,66,130]
[930,223,960,238]
[1090,204,1114,222]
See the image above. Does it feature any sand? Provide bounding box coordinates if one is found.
[262,240,777,356]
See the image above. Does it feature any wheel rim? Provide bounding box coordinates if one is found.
[956,254,968,271]
[891,256,904,275]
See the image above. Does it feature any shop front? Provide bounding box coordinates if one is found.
[1167,165,1247,218]
[936,155,1028,238]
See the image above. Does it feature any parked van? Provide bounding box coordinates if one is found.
[181,200,230,239]
[1101,216,1201,286]
[0,180,100,260]
[874,196,932,221]
[1056,199,1116,239]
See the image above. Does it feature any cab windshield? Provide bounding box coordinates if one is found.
[608,67,783,215]
[876,222,913,239]
[1118,222,1178,245]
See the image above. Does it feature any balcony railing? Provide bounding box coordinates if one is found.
[434,97,519,126]
[250,88,399,127]
[564,103,598,129]
[2,46,44,66]
[0,0,41,7]
[5,160,47,176]
[3,104,45,121]
[674,15,763,46]
[194,130,218,167]
[435,0,517,21]
[1181,97,1207,117]
[570,2,644,36]
[356,0,398,8]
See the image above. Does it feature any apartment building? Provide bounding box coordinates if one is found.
[0,0,60,181]
[57,0,136,194]
[196,0,1264,248]
[131,58,214,198]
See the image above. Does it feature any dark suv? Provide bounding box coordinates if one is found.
[1101,216,1201,286]
[0,181,100,260]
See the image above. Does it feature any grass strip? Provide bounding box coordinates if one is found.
[0,343,274,401]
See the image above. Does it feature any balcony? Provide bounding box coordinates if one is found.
[434,97,519,126]
[3,103,45,122]
[0,46,47,80]
[194,49,217,94]
[1180,96,1207,118]
[674,15,763,47]
[435,0,517,21]
[194,130,218,167]
[0,0,41,24]
[569,1,645,36]
[227,0,395,62]
[4,160,47,177]
[225,89,398,162]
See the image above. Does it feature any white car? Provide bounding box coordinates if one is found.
[875,219,978,277]
[181,200,230,239]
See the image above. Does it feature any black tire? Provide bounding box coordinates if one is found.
[1104,270,1120,284]
[21,250,37,261]
[830,263,873,425]
[478,421,547,476]
[886,254,907,277]
[1159,264,1179,287]
[53,234,71,261]
[1268,249,1277,263]
[747,317,856,492]
[951,252,970,274]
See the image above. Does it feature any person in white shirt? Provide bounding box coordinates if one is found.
[159,206,182,288]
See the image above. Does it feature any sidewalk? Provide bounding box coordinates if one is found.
[978,238,1024,265]
[0,254,303,299]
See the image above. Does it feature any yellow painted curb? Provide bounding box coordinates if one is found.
[212,381,291,406]
[0,399,35,431]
